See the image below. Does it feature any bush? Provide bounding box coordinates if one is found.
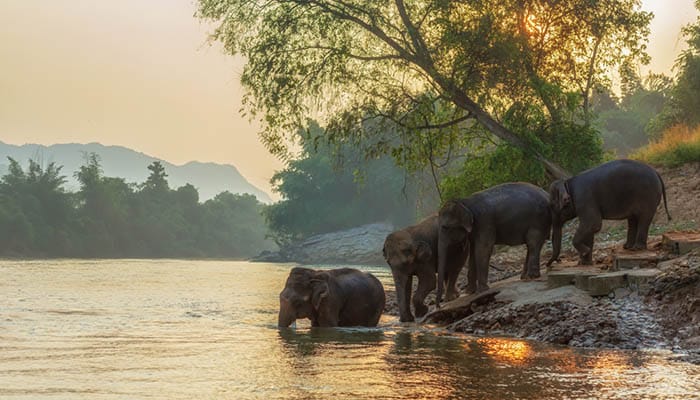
[440,99,604,201]
[632,125,700,167]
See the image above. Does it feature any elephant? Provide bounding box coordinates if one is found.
[278,267,385,328]
[383,215,468,322]
[436,182,552,306]
[548,159,671,266]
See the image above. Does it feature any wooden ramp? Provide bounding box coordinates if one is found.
[422,288,500,325]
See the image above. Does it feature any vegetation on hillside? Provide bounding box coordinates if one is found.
[0,156,271,258]
[633,125,700,167]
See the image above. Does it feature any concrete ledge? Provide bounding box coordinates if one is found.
[588,271,627,297]
[613,250,658,270]
[662,232,700,255]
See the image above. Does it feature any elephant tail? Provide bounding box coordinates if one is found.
[658,172,672,221]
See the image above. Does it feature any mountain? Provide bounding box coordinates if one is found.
[0,141,272,203]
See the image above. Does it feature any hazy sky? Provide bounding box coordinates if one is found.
[0,1,697,196]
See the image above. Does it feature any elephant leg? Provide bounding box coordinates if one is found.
[445,263,461,302]
[524,230,545,279]
[633,212,653,250]
[573,212,601,265]
[466,245,477,294]
[520,247,531,280]
[413,271,436,318]
[473,240,493,293]
[624,217,638,249]
[392,270,415,322]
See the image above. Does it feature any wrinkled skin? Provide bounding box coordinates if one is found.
[437,183,552,306]
[278,267,385,328]
[383,215,468,322]
[548,159,671,266]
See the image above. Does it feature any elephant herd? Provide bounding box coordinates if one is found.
[278,159,671,328]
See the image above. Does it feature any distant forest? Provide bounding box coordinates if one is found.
[0,155,272,258]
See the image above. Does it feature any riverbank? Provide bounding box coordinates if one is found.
[383,239,700,361]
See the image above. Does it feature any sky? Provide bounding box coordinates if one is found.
[0,0,697,197]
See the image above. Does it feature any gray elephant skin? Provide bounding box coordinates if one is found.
[278,267,385,328]
[548,159,671,266]
[383,215,468,322]
[437,182,552,305]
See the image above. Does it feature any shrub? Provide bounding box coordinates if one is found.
[632,124,700,167]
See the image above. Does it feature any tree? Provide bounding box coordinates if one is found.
[650,1,700,134]
[264,121,423,244]
[198,0,651,178]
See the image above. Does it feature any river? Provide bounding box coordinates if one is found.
[1,260,698,399]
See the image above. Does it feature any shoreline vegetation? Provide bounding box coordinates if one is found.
[0,155,272,259]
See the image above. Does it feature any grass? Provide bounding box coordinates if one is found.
[632,124,700,167]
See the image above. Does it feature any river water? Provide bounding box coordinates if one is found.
[1,260,698,399]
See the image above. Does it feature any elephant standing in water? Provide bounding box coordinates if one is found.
[548,159,671,266]
[383,215,468,322]
[278,267,385,328]
[437,183,552,306]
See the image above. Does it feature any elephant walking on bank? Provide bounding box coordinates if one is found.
[437,183,552,306]
[278,267,385,328]
[548,159,671,266]
[383,215,468,322]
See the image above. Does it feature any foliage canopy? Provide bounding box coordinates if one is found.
[198,0,650,178]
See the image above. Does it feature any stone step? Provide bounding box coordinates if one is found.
[587,268,661,297]
[546,264,605,289]
[662,232,700,255]
[587,271,628,296]
[612,250,659,270]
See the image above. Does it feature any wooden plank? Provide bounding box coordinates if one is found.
[422,288,500,325]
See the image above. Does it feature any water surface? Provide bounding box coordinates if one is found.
[1,260,697,399]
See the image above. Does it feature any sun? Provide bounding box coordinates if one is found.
[525,13,543,35]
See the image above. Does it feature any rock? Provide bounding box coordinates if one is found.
[251,222,394,265]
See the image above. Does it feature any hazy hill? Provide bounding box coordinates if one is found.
[0,141,272,203]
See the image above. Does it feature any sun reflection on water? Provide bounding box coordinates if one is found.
[477,337,533,365]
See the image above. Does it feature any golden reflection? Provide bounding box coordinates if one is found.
[590,351,631,375]
[477,337,533,365]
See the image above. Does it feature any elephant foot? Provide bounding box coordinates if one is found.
[527,270,541,279]
[630,244,647,251]
[579,257,593,266]
[475,283,490,293]
[465,285,477,295]
[445,291,459,302]
[623,242,634,250]
[399,314,415,323]
[414,304,428,318]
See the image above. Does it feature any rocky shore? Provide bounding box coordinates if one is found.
[383,240,700,362]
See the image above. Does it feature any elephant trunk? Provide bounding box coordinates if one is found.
[392,270,413,322]
[436,236,449,308]
[548,219,563,268]
[278,297,295,328]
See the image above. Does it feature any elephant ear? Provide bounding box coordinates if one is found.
[461,206,474,234]
[311,274,330,310]
[415,240,432,262]
[549,180,570,210]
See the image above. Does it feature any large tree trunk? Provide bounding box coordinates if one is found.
[414,61,571,180]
